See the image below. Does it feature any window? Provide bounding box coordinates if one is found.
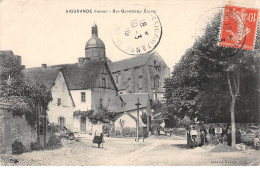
[102,77,106,88]
[57,98,61,106]
[81,92,86,102]
[154,60,157,66]
[138,76,142,89]
[155,94,158,100]
[154,75,160,89]
[100,98,103,107]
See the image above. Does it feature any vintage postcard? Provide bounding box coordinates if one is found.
[0,0,259,166]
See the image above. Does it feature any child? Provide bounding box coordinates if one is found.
[190,126,198,148]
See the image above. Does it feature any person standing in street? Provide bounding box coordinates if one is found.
[190,126,198,148]
[236,127,241,144]
[215,124,222,143]
[209,125,215,144]
[227,126,232,146]
[200,125,207,146]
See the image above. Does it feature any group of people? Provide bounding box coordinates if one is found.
[187,124,242,148]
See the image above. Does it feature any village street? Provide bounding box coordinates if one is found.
[1,134,260,166]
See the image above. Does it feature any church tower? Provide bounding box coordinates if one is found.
[85,24,106,62]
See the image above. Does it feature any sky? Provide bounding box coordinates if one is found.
[0,0,259,71]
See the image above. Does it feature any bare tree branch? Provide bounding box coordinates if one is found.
[227,71,234,98]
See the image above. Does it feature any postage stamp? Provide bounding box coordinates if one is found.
[112,4,162,55]
[219,4,259,51]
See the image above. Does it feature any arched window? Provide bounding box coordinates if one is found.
[154,75,160,89]
[115,74,119,84]
[138,76,142,90]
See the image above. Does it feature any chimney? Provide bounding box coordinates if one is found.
[15,55,21,65]
[78,57,84,67]
[41,64,47,68]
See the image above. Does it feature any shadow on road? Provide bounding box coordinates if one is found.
[173,144,189,149]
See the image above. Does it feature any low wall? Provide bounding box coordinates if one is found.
[0,107,37,154]
[11,115,37,150]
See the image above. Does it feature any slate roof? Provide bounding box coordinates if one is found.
[108,51,159,72]
[23,67,60,90]
[109,93,150,113]
[50,61,105,90]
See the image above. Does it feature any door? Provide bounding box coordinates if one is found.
[80,117,86,132]
[59,117,65,131]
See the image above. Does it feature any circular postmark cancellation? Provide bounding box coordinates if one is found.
[194,5,252,60]
[112,5,162,55]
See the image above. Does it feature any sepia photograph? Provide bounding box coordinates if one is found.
[0,0,259,166]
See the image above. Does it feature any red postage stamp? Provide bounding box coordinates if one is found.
[219,4,259,51]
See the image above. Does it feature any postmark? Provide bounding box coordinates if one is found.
[194,6,246,60]
[112,4,162,55]
[219,5,259,51]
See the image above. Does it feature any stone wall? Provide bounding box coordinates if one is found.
[0,107,37,153]
[0,108,4,153]
[11,115,37,150]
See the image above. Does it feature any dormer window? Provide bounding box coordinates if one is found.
[115,75,119,84]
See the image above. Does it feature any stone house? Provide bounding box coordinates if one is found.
[53,61,122,134]
[23,66,75,132]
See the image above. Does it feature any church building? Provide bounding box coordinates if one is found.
[21,24,170,135]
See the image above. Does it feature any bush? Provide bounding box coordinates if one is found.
[12,140,25,154]
[30,141,42,151]
[47,135,61,148]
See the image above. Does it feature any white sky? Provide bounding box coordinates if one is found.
[0,0,259,71]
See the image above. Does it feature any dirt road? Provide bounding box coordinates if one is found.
[1,134,259,166]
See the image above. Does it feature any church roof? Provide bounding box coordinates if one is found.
[23,67,60,90]
[51,61,105,90]
[85,36,105,49]
[108,51,159,72]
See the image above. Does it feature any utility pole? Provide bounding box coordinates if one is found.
[135,98,141,142]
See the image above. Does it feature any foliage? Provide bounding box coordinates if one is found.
[12,140,25,154]
[30,141,42,151]
[73,107,118,124]
[164,11,260,125]
[73,110,94,117]
[0,55,52,127]
[141,111,147,125]
[47,135,61,148]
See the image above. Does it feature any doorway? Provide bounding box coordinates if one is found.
[80,117,86,132]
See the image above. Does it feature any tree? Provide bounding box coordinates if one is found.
[165,10,259,146]
[0,54,52,133]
